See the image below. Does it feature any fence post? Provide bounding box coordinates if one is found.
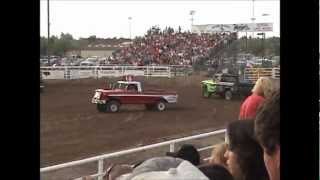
[97,159,104,180]
[224,130,228,143]
[169,143,175,152]
[272,68,276,79]
[95,66,98,79]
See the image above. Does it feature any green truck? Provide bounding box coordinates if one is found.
[201,73,254,100]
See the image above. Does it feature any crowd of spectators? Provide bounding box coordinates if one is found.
[83,77,279,180]
[111,26,237,66]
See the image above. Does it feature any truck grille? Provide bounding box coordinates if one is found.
[93,91,101,99]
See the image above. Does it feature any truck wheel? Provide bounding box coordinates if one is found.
[97,104,107,112]
[202,85,211,98]
[225,90,232,100]
[107,100,120,113]
[145,104,155,110]
[155,100,166,112]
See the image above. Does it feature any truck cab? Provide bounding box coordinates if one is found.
[110,81,142,92]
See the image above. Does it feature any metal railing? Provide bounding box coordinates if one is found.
[244,67,280,82]
[40,65,193,80]
[40,129,226,180]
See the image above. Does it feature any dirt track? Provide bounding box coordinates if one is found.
[40,74,243,167]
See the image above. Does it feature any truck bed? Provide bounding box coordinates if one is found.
[143,89,177,95]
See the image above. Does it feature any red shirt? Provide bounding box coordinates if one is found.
[239,94,265,120]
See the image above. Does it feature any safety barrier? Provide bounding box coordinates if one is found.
[40,129,226,180]
[40,65,193,80]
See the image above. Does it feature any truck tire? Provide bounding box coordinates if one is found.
[145,104,155,110]
[97,104,107,112]
[225,90,232,100]
[202,85,211,98]
[155,100,166,112]
[107,100,120,113]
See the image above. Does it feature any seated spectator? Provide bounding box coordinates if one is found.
[224,120,269,180]
[166,144,200,166]
[239,77,274,120]
[208,142,228,168]
[117,156,208,180]
[254,90,280,180]
[199,164,234,180]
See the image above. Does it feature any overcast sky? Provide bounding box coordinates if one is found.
[40,0,280,39]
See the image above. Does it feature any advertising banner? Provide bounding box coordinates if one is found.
[192,23,273,33]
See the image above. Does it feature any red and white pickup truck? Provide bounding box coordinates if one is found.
[92,80,178,112]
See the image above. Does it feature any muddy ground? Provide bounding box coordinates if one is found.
[40,74,243,169]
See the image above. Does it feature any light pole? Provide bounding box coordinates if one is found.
[190,10,195,32]
[250,0,255,38]
[257,13,271,59]
[261,13,271,37]
[257,32,265,59]
[128,16,132,39]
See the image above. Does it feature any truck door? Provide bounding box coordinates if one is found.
[126,84,145,104]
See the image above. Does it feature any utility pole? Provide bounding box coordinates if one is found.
[190,10,195,32]
[47,0,50,64]
[128,17,132,39]
[250,0,255,38]
[245,31,248,53]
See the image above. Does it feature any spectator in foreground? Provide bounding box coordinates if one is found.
[116,156,209,180]
[254,90,280,180]
[208,142,228,168]
[224,120,269,180]
[239,77,274,120]
[199,164,234,180]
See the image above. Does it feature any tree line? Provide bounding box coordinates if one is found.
[40,33,89,56]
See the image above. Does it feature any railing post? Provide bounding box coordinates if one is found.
[224,130,228,143]
[272,68,276,79]
[97,159,104,180]
[169,143,175,152]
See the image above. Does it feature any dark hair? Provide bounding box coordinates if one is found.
[199,164,234,180]
[166,144,200,166]
[255,90,280,155]
[227,120,269,180]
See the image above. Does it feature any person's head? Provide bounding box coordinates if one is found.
[255,90,280,180]
[224,120,269,180]
[209,143,227,167]
[199,164,234,180]
[251,77,274,98]
[166,144,200,166]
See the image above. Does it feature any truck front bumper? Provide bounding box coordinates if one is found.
[91,98,106,104]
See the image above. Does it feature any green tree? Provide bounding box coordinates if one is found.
[88,35,97,43]
[40,37,48,55]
